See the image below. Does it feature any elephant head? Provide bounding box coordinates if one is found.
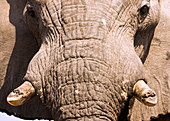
[7,0,160,120]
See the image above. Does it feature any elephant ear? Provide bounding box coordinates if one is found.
[132,0,170,120]
[0,0,52,119]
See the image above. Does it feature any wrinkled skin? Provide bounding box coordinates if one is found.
[19,0,160,120]
[0,0,163,121]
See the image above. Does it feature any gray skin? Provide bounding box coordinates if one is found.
[17,0,160,120]
[19,0,160,120]
[3,0,161,121]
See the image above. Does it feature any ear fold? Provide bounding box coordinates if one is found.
[134,27,155,63]
[134,0,160,63]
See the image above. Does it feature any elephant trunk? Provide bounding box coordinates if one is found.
[7,38,157,120]
[43,58,125,121]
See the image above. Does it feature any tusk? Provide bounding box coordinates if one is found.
[133,80,157,106]
[7,81,35,106]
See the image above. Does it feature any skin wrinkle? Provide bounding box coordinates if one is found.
[52,73,118,108]
[52,39,111,65]
[52,38,141,77]
[63,114,113,121]
[46,0,129,41]
[22,0,160,120]
[43,57,125,120]
[56,99,117,119]
[94,84,117,115]
[39,34,141,120]
[58,4,114,26]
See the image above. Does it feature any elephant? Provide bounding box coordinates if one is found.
[6,0,159,120]
[0,0,169,121]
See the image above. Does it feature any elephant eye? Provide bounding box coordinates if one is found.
[139,5,149,16]
[27,3,36,17]
[137,5,149,24]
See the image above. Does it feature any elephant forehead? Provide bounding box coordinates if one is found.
[36,0,140,42]
[36,0,138,22]
[30,0,142,13]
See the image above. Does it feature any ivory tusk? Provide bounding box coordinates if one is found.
[133,80,157,106]
[7,81,35,106]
